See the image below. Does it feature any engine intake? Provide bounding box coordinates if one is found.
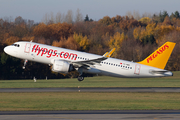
[52,60,74,73]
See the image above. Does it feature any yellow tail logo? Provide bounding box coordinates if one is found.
[138,42,176,69]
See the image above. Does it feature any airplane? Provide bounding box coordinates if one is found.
[4,41,175,81]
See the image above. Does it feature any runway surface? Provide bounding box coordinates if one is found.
[1,110,180,115]
[1,110,180,120]
[0,87,180,92]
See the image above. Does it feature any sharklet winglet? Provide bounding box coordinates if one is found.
[103,48,116,58]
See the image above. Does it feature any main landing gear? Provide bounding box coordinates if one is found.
[77,67,84,81]
[78,75,84,81]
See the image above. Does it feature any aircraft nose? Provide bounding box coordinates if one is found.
[4,46,12,55]
[4,46,9,54]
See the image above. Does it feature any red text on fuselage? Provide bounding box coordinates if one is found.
[32,45,77,60]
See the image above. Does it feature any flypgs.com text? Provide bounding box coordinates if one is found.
[32,45,77,60]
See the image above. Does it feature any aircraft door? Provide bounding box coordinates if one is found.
[134,64,141,75]
[24,43,31,53]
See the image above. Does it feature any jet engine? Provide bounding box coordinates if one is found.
[52,60,74,73]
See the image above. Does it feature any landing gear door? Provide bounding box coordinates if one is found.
[134,64,141,75]
[24,43,31,53]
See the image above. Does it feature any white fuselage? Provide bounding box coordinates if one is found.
[4,41,173,78]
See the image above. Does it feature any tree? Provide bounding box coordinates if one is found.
[138,17,151,24]
[99,16,112,25]
[52,36,79,50]
[119,16,142,32]
[159,31,180,70]
[65,10,73,24]
[84,14,89,22]
[154,25,175,44]
[0,19,4,27]
[5,36,19,45]
[109,32,127,57]
[33,23,72,40]
[11,24,28,38]
[56,12,63,23]
[73,33,90,51]
[14,16,25,25]
[170,13,175,20]
[159,11,169,22]
[162,16,172,25]
[133,23,156,45]
[33,23,51,39]
[0,53,22,79]
[84,14,93,22]
[174,11,180,18]
[75,9,83,23]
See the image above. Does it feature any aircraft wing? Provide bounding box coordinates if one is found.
[72,48,115,68]
[72,57,107,68]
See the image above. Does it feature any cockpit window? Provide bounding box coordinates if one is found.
[11,44,20,47]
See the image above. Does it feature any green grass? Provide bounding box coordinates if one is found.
[0,71,180,88]
[0,92,180,111]
[0,71,180,111]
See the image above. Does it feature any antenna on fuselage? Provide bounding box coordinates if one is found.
[30,40,33,42]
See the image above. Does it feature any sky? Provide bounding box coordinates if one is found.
[0,0,180,23]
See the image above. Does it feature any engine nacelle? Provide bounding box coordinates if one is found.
[52,60,74,73]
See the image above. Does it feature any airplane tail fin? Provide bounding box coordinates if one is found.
[138,42,176,69]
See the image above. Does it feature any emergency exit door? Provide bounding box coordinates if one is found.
[134,64,141,75]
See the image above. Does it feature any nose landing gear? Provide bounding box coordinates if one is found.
[23,59,28,69]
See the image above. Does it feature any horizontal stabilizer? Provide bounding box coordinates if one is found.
[149,70,173,76]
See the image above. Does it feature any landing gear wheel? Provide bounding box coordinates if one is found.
[78,76,84,81]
